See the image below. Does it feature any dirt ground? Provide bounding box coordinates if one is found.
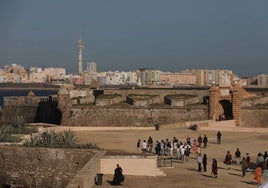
[74,127,268,188]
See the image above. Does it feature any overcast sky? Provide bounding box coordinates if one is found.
[1,0,268,76]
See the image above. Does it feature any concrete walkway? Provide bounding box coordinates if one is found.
[199,120,268,133]
[27,122,268,133]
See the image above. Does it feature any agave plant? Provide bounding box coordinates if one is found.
[23,134,40,147]
[57,129,78,148]
[11,116,25,129]
[48,130,57,147]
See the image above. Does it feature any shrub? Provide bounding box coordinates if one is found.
[57,129,78,148]
[23,129,99,149]
[0,126,22,142]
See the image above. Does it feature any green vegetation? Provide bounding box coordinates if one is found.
[24,129,100,149]
[0,126,22,142]
[0,115,99,149]
[0,116,37,142]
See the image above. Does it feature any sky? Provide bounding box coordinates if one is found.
[0,0,268,76]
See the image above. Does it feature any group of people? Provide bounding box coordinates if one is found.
[137,135,209,161]
[136,131,267,185]
[196,152,218,177]
[136,134,220,178]
[222,148,268,185]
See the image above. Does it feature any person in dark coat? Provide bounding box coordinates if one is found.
[217,131,222,144]
[224,151,232,170]
[203,154,207,172]
[211,158,218,178]
[203,135,208,148]
[112,164,124,185]
[241,157,247,177]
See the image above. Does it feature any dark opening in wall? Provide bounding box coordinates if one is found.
[35,96,62,125]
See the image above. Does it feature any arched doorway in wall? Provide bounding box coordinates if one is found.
[219,100,233,120]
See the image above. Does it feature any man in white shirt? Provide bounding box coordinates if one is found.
[142,140,147,153]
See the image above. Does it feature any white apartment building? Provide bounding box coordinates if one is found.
[0,73,20,83]
[87,61,97,73]
[29,72,46,83]
[84,72,97,85]
[160,72,196,85]
[258,74,268,85]
[44,67,66,83]
[128,71,138,85]
[137,68,160,85]
[96,71,138,85]
[194,69,233,86]
[3,64,26,74]
[106,71,128,85]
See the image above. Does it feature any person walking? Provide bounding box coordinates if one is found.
[142,140,147,153]
[217,131,222,144]
[112,164,124,185]
[203,154,207,172]
[263,151,268,170]
[203,135,208,148]
[257,153,265,170]
[197,154,202,172]
[197,135,203,147]
[224,151,232,170]
[241,157,247,177]
[254,164,263,186]
[235,148,241,165]
[136,139,141,152]
[211,159,218,178]
[246,153,251,171]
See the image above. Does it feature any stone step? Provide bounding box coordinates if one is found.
[154,168,166,176]
[200,126,237,132]
[200,126,268,133]
[208,120,235,127]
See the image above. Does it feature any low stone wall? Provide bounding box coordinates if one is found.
[165,95,200,107]
[95,95,123,106]
[240,108,268,127]
[0,146,99,188]
[61,106,208,126]
[67,151,105,188]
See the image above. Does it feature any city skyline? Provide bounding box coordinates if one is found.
[1,1,268,76]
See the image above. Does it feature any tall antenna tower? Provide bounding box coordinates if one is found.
[77,32,84,75]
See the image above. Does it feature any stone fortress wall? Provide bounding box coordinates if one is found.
[58,87,209,127]
[1,86,268,127]
[240,96,268,127]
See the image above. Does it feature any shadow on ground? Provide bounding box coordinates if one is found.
[241,180,257,186]
[200,174,215,178]
[228,172,242,177]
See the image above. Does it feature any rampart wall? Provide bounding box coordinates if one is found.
[1,87,268,127]
[0,146,101,188]
[1,106,37,123]
[60,106,208,126]
[104,88,208,103]
[240,108,268,127]
[240,96,268,127]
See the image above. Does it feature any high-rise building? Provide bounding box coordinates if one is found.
[87,61,97,73]
[77,36,84,75]
[137,68,160,85]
